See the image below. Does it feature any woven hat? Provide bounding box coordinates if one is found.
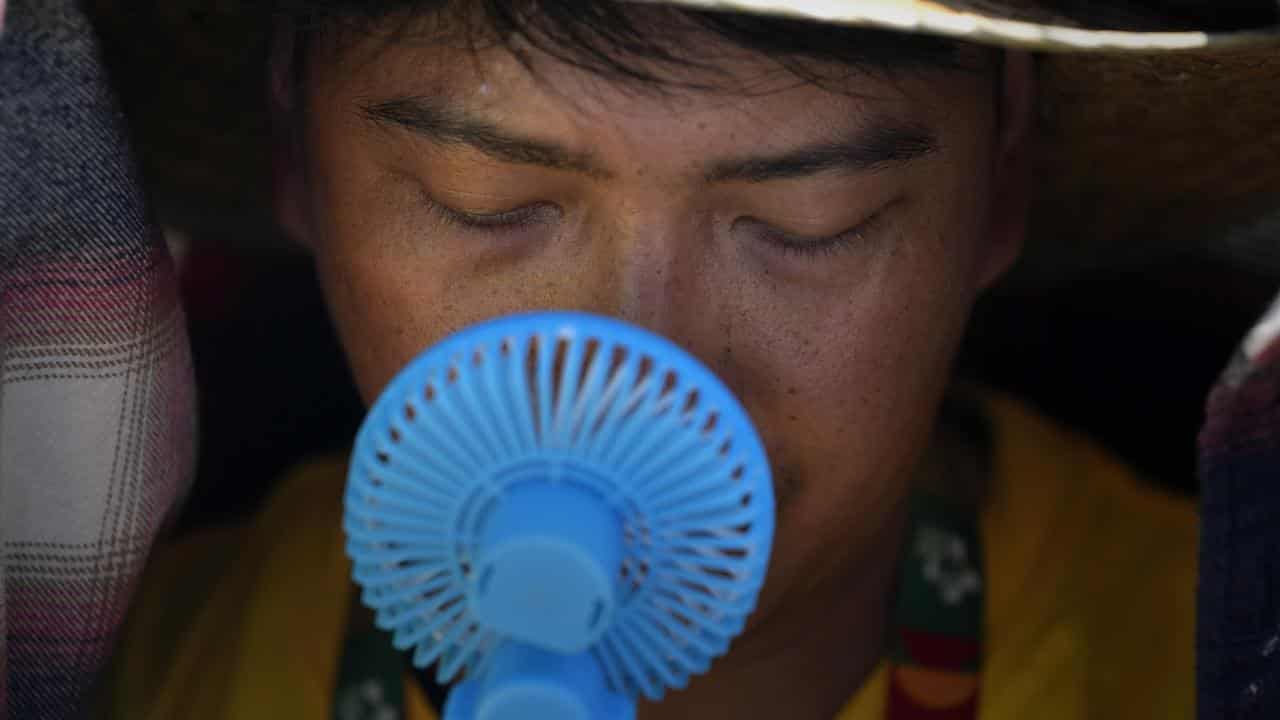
[87,0,1280,253]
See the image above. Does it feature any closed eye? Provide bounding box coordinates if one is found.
[737,208,886,258]
[424,196,560,232]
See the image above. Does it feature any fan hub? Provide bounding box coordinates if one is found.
[470,481,623,654]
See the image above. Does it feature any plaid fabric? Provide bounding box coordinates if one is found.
[1199,290,1280,720]
[0,1,196,718]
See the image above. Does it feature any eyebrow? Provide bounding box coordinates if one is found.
[704,121,939,183]
[358,95,938,184]
[360,95,611,178]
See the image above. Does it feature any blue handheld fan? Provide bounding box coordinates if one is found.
[343,311,775,720]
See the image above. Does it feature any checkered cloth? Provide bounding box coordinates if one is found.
[0,1,196,718]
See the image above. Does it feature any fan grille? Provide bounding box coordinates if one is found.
[344,312,774,700]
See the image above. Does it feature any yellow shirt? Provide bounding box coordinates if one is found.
[98,394,1198,719]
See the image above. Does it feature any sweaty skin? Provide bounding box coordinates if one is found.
[275,15,1033,719]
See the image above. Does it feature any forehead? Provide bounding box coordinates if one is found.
[303,12,994,150]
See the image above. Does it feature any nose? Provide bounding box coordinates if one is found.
[537,203,750,407]
[549,207,762,460]
[615,235,680,333]
[585,205,708,344]
[585,213,764,481]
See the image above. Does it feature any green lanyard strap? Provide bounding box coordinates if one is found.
[884,492,985,720]
[332,588,406,720]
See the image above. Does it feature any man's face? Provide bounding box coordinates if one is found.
[283,15,1022,628]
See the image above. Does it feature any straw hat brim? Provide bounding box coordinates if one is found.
[88,0,1280,251]
[650,1,1280,255]
[640,0,1280,52]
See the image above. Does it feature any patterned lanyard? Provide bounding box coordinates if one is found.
[884,491,985,720]
[332,493,984,720]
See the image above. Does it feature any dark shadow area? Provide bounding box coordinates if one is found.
[961,257,1278,495]
[175,246,363,531]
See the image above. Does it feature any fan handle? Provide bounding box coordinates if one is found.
[445,642,634,720]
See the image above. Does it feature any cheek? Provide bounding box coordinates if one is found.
[751,279,967,509]
[732,212,981,603]
[310,244,415,404]
[306,181,467,401]
[314,235,543,405]
[310,197,599,404]
[736,207,978,463]
[302,133,553,400]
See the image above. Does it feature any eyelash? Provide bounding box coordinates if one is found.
[747,211,884,259]
[422,194,884,259]
[425,197,555,233]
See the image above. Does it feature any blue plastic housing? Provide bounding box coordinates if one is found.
[344,311,775,719]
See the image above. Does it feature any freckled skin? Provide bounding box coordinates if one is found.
[277,16,1030,720]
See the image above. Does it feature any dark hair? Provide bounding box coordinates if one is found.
[271,0,998,92]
